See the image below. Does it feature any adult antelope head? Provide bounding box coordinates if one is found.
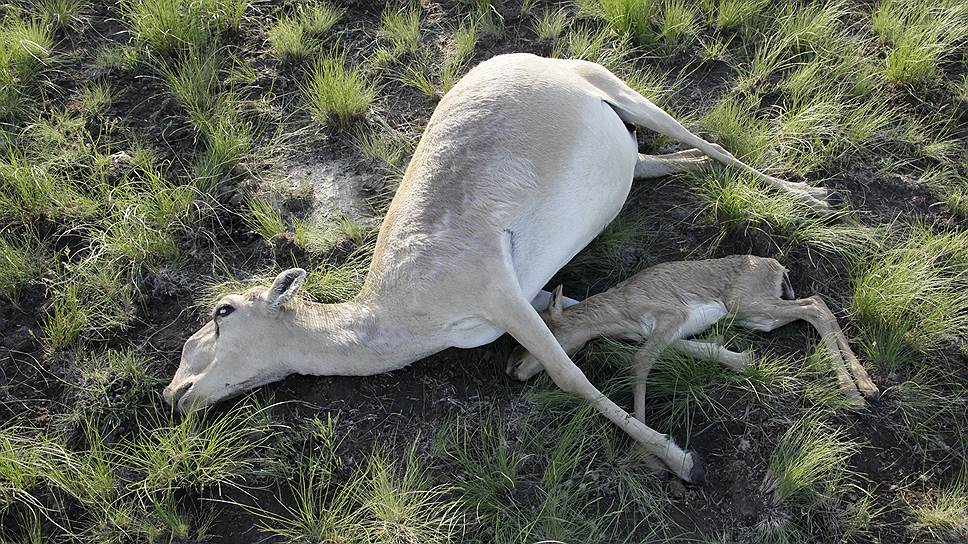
[163,269,310,411]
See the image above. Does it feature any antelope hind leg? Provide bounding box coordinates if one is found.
[634,149,711,178]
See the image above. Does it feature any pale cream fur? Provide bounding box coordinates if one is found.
[164,54,839,483]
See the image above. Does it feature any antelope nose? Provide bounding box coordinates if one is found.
[163,381,193,408]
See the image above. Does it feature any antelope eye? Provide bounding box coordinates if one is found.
[215,304,235,318]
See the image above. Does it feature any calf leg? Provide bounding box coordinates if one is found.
[804,297,879,401]
[733,297,874,406]
[631,320,685,423]
[671,339,751,372]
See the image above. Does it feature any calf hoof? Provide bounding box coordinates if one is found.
[505,358,544,381]
[863,388,881,407]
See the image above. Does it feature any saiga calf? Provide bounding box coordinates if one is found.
[507,255,879,476]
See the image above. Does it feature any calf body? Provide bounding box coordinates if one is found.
[507,255,879,475]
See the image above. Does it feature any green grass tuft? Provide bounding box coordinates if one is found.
[659,0,698,46]
[534,9,570,40]
[0,15,54,118]
[36,0,85,29]
[597,0,657,45]
[763,416,858,507]
[301,49,375,127]
[699,95,770,164]
[690,168,873,255]
[908,478,968,542]
[872,0,968,86]
[716,0,771,33]
[0,233,41,303]
[268,1,345,62]
[850,226,968,370]
[123,399,275,498]
[123,0,249,53]
[244,196,286,243]
[380,6,422,55]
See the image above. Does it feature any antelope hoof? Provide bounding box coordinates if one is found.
[826,190,845,208]
[683,450,705,485]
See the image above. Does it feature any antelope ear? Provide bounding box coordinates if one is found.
[266,268,307,310]
[548,284,565,321]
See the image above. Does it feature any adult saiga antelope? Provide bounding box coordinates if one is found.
[164,54,838,482]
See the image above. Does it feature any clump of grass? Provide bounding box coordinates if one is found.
[597,0,656,45]
[850,226,968,370]
[699,95,770,164]
[762,416,858,507]
[123,0,249,52]
[36,0,85,29]
[301,49,375,127]
[0,15,54,118]
[158,49,221,129]
[379,6,421,55]
[400,19,477,99]
[775,0,850,52]
[441,416,525,524]
[56,350,162,434]
[716,0,771,33]
[73,81,112,117]
[872,0,968,86]
[295,214,375,253]
[303,258,368,303]
[0,233,41,303]
[97,166,195,270]
[259,440,460,544]
[773,91,896,174]
[691,169,873,255]
[886,371,958,455]
[42,260,134,351]
[0,427,46,515]
[534,9,570,40]
[268,1,345,62]
[621,64,682,109]
[555,24,632,72]
[156,49,252,189]
[659,0,698,46]
[267,18,311,63]
[361,446,462,543]
[561,208,655,289]
[256,448,362,542]
[43,282,89,352]
[123,399,275,498]
[352,123,414,186]
[244,196,286,243]
[471,0,504,37]
[192,94,253,190]
[908,479,968,542]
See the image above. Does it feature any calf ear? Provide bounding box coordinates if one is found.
[549,284,565,321]
[266,268,307,310]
